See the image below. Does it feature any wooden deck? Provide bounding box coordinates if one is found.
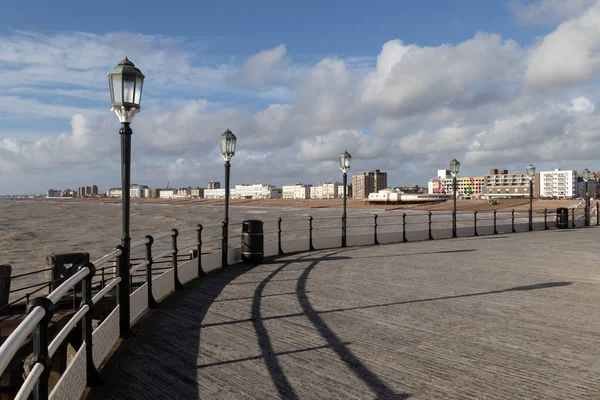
[91,228,600,399]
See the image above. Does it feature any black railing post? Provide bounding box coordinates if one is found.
[115,244,132,338]
[79,262,103,387]
[402,213,407,243]
[196,225,205,276]
[221,221,228,267]
[544,209,548,230]
[428,211,433,240]
[597,202,599,225]
[572,208,576,228]
[172,229,183,290]
[452,176,457,238]
[529,179,533,231]
[145,235,158,309]
[474,211,478,236]
[27,297,55,400]
[374,214,379,245]
[278,217,284,255]
[222,159,231,267]
[309,216,315,251]
[342,171,348,248]
[585,180,590,226]
[493,210,498,234]
[511,209,516,233]
[341,214,347,248]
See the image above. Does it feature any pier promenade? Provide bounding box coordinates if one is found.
[92,227,600,399]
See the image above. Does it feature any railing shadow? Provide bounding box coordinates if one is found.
[296,252,412,399]
[89,263,262,399]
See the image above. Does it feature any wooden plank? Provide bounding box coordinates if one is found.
[93,228,600,399]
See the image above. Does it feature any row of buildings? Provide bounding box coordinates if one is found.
[44,168,399,201]
[101,182,352,200]
[47,185,99,198]
[428,168,598,199]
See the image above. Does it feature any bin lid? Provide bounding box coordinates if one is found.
[242,219,264,224]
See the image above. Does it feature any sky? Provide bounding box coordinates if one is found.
[1,0,600,194]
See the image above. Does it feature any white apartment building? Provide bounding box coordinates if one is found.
[159,189,175,199]
[310,185,323,199]
[130,184,148,199]
[106,188,122,198]
[337,184,350,199]
[204,188,228,199]
[175,187,191,198]
[282,184,311,199]
[190,187,204,198]
[309,182,341,199]
[322,182,338,199]
[539,169,577,199]
[234,184,278,199]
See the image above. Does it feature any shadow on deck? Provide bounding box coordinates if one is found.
[90,246,573,399]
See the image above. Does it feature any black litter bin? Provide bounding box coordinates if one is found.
[241,220,264,263]
[557,207,569,229]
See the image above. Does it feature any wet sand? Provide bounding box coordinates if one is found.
[0,197,582,293]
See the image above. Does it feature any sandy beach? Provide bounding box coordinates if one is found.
[0,197,583,290]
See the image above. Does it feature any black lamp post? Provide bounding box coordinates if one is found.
[340,151,351,247]
[583,168,590,226]
[220,129,236,267]
[526,164,536,231]
[108,57,144,337]
[449,158,460,238]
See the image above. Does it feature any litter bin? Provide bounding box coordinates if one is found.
[241,220,264,263]
[557,207,569,229]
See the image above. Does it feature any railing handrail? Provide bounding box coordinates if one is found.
[93,248,122,269]
[92,277,121,304]
[0,307,45,376]
[47,268,89,304]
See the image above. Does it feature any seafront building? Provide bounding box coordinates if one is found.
[204,188,227,199]
[106,188,122,198]
[483,169,539,198]
[310,185,323,199]
[208,181,220,189]
[539,169,577,199]
[130,184,148,198]
[77,185,98,197]
[147,188,160,198]
[352,169,387,199]
[46,189,62,198]
[428,169,485,197]
[282,184,312,199]
[176,187,191,198]
[159,189,175,199]
[234,184,278,199]
[190,187,204,198]
[337,183,351,198]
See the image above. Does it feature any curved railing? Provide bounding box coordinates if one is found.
[0,205,595,399]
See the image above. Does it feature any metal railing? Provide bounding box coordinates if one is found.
[0,204,594,399]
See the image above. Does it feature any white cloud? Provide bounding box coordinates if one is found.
[360,34,524,117]
[0,113,115,171]
[511,0,596,25]
[525,2,600,86]
[569,96,595,113]
[3,18,600,194]
[235,44,289,86]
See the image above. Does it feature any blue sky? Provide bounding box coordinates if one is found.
[1,0,600,194]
